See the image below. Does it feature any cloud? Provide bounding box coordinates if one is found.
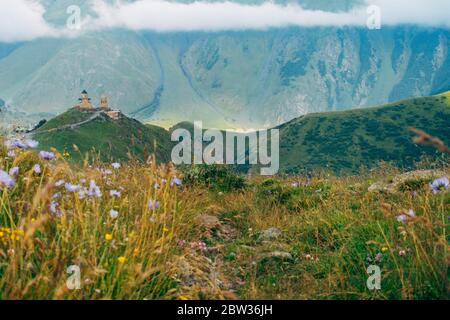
[89,0,450,31]
[0,0,56,42]
[0,0,449,42]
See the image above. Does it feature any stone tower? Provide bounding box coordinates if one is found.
[100,95,109,109]
[78,90,92,109]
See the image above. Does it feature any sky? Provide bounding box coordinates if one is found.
[0,0,449,42]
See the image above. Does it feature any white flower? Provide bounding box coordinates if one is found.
[55,179,65,187]
[109,190,121,198]
[109,209,119,219]
[112,163,121,169]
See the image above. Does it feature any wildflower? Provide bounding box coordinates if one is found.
[109,190,121,198]
[39,151,55,160]
[398,250,406,257]
[407,209,416,218]
[9,167,19,176]
[52,192,61,200]
[88,180,102,198]
[25,139,39,148]
[112,163,121,169]
[0,170,15,189]
[55,179,65,187]
[101,169,113,175]
[430,176,449,194]
[381,246,389,253]
[65,183,81,193]
[315,189,322,193]
[397,209,416,223]
[163,227,170,233]
[5,139,27,149]
[178,240,187,248]
[49,201,62,217]
[291,182,299,188]
[154,183,160,190]
[105,233,113,241]
[109,209,119,219]
[7,150,16,158]
[33,164,41,174]
[117,256,126,264]
[171,177,182,187]
[148,199,161,210]
[78,188,87,200]
[375,253,383,262]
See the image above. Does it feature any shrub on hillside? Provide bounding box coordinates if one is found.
[255,179,330,210]
[182,164,247,192]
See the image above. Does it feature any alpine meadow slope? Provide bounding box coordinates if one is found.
[31,92,450,173]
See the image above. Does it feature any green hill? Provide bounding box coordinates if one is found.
[278,93,450,173]
[33,108,172,163]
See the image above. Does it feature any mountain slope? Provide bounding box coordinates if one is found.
[0,21,449,128]
[33,108,172,162]
[278,93,450,173]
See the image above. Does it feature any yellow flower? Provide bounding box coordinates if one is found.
[381,246,389,253]
[0,231,4,238]
[163,227,170,233]
[105,233,113,241]
[117,256,127,264]
[179,295,189,301]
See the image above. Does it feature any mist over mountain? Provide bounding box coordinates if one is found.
[0,0,449,129]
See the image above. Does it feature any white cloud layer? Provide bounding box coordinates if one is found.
[0,0,55,42]
[1,0,450,42]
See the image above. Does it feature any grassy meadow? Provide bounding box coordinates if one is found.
[0,142,448,300]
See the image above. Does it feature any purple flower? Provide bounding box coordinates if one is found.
[9,167,19,176]
[65,183,81,193]
[148,199,161,210]
[397,209,416,222]
[39,151,55,160]
[7,150,16,158]
[430,176,449,194]
[33,164,41,174]
[109,190,121,198]
[171,177,182,187]
[25,139,39,148]
[407,209,416,218]
[49,201,62,217]
[0,170,15,189]
[5,139,27,149]
[88,180,102,198]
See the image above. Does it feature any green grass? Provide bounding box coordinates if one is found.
[33,109,173,163]
[279,94,450,173]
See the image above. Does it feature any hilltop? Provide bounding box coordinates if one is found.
[30,92,450,172]
[278,93,450,173]
[33,107,172,163]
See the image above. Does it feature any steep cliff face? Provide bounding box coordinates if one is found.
[0,1,448,128]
